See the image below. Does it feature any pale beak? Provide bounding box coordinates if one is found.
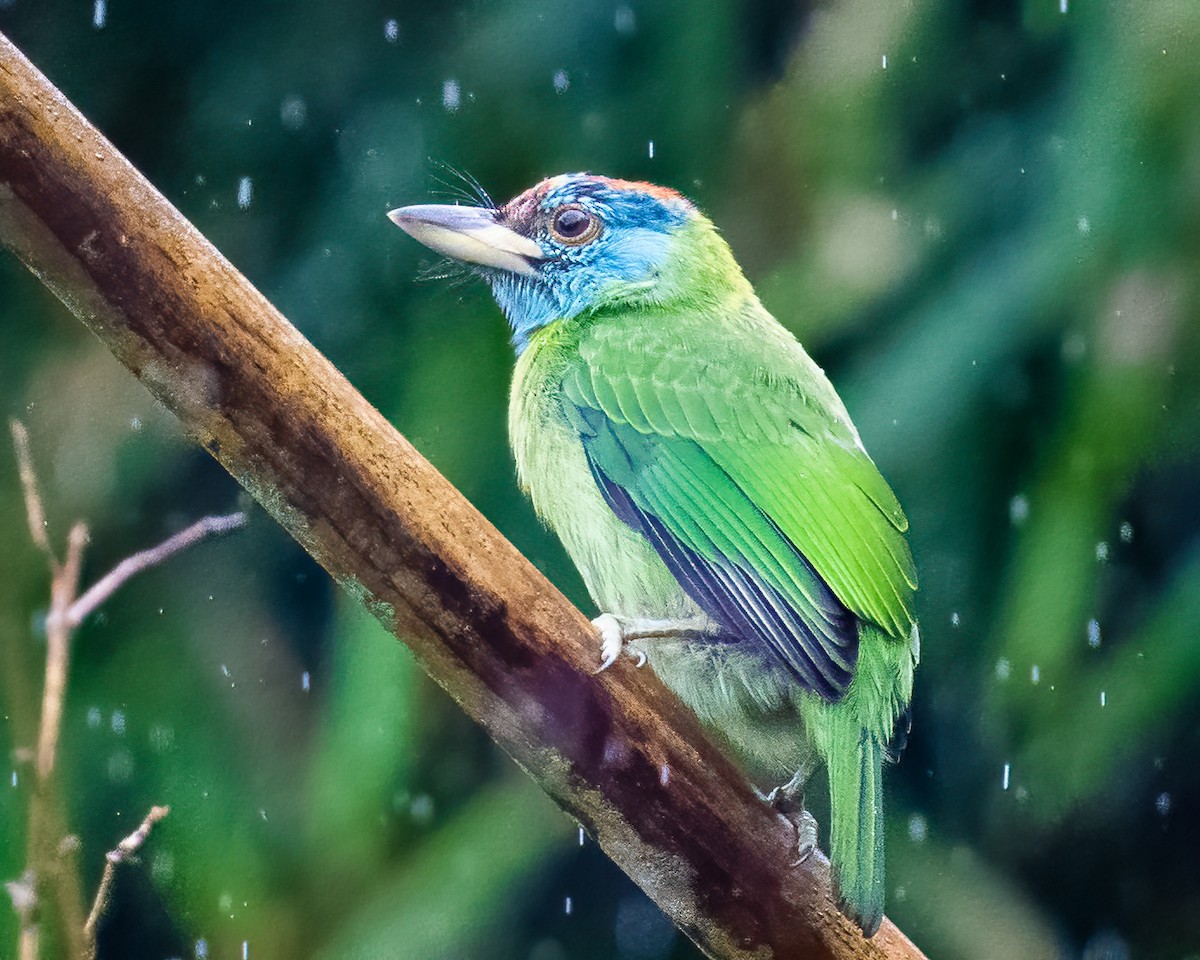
[387,204,544,277]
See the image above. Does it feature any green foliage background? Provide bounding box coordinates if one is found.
[1,1,1199,957]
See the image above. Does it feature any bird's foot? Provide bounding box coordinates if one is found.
[758,773,818,865]
[788,809,820,866]
[593,614,648,672]
[592,614,719,672]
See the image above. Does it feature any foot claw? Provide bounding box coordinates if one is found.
[593,614,624,674]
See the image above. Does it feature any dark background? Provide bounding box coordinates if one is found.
[2,1,1199,957]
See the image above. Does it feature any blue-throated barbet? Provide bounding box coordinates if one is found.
[388,173,918,937]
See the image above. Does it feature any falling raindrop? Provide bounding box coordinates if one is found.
[553,70,570,94]
[950,611,961,628]
[196,940,209,960]
[301,671,311,692]
[1155,792,1171,816]
[578,826,586,847]
[881,54,888,70]
[1100,690,1107,707]
[1077,215,1091,235]
[995,658,1011,680]
[648,140,655,159]
[1095,541,1109,562]
[614,5,636,34]
[1087,619,1101,648]
[907,814,927,842]
[442,79,461,113]
[1002,763,1011,790]
[280,96,307,131]
[92,0,106,29]
[1119,521,1134,543]
[111,710,126,735]
[236,177,253,210]
[384,19,400,43]
[1008,494,1029,526]
[564,896,573,916]
[1031,664,1041,684]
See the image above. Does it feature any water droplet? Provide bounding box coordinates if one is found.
[648,140,655,159]
[1156,792,1171,816]
[111,710,126,735]
[881,54,888,69]
[1100,690,1107,707]
[1077,215,1091,236]
[10,770,17,788]
[553,70,570,94]
[1087,619,1101,648]
[384,19,399,43]
[578,826,586,847]
[1059,0,1068,12]
[1095,541,1109,562]
[280,95,307,131]
[107,749,134,782]
[92,0,106,29]
[442,79,461,113]
[195,939,209,960]
[1009,494,1029,526]
[410,793,434,826]
[906,813,927,842]
[242,942,249,960]
[236,177,253,210]
[614,5,636,34]
[1002,763,1010,790]
[564,896,573,916]
[995,658,1011,680]
[150,724,175,752]
[1062,333,1087,363]
[950,611,961,628]
[301,671,310,692]
[1031,664,1041,684]
[1119,521,1134,543]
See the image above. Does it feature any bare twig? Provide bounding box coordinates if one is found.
[9,419,53,561]
[37,522,87,784]
[7,419,244,960]
[82,806,170,958]
[69,512,247,627]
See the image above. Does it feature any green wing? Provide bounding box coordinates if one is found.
[563,308,916,700]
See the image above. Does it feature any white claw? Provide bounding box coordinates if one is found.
[593,614,624,673]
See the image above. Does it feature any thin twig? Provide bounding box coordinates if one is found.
[68,512,248,627]
[10,419,53,562]
[82,806,170,958]
[36,522,87,784]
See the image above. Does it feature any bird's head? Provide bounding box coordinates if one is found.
[389,173,746,351]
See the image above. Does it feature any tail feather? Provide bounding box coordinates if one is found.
[829,727,885,937]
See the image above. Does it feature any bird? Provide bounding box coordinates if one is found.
[388,173,918,937]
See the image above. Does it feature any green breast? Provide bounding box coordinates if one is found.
[508,321,697,621]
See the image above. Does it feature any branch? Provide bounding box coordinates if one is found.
[82,805,170,959]
[68,512,247,627]
[9,418,53,562]
[0,32,926,960]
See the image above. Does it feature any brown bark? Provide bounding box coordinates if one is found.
[0,32,926,960]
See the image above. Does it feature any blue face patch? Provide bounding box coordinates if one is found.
[487,175,694,352]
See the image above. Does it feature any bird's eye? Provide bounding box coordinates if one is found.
[549,206,601,245]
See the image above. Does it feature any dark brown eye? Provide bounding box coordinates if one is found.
[550,206,601,245]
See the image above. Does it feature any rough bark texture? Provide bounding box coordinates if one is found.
[0,32,926,960]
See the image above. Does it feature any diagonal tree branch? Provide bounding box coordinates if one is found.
[0,32,926,960]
